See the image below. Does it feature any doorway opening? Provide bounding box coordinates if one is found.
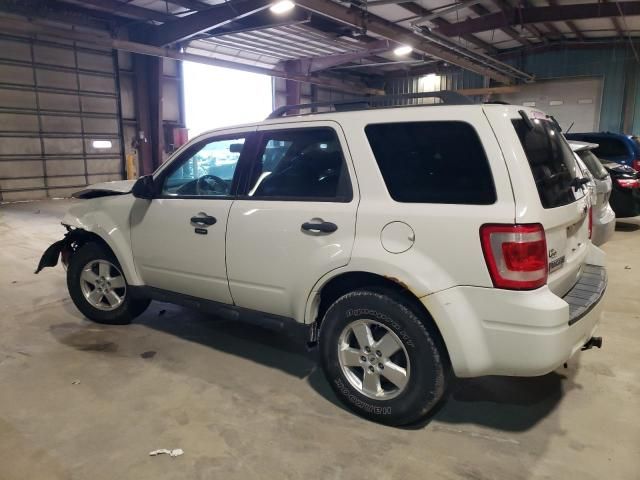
[183,62,273,138]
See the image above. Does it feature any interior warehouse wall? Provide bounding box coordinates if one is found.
[386,69,484,98]
[0,29,183,202]
[387,45,639,135]
[0,32,124,202]
[507,45,640,134]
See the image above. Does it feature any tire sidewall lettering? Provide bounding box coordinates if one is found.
[345,308,415,348]
[334,378,392,415]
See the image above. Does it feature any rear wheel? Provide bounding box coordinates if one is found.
[319,289,449,426]
[67,242,150,324]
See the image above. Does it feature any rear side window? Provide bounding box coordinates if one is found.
[247,128,352,201]
[577,150,608,180]
[365,121,496,204]
[512,119,579,209]
[592,138,629,157]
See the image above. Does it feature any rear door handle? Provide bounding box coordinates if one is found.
[190,215,216,226]
[301,221,338,233]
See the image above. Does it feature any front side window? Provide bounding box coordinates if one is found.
[246,128,352,201]
[162,137,245,197]
[365,121,496,204]
[513,119,580,209]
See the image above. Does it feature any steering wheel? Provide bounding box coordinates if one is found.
[196,175,227,195]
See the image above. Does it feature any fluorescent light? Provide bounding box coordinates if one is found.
[394,45,413,56]
[92,140,112,149]
[270,0,295,14]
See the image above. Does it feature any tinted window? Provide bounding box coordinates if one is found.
[592,138,629,158]
[513,119,579,208]
[162,137,244,196]
[577,149,608,180]
[247,128,351,201]
[364,121,496,204]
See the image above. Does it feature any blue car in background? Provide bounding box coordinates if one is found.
[565,132,640,171]
[567,132,640,218]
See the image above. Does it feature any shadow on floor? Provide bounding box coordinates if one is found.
[54,301,573,433]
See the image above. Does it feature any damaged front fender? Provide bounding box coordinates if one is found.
[34,228,83,274]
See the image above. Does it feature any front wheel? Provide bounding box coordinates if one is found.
[319,290,449,426]
[67,242,150,324]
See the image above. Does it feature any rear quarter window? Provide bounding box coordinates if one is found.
[512,119,579,209]
[364,121,496,204]
[577,150,608,180]
[592,138,629,158]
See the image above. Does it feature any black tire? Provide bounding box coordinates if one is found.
[67,242,150,325]
[319,289,449,426]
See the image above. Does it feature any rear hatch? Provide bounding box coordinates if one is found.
[509,111,590,297]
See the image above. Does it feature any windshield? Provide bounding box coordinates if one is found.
[513,118,580,209]
[577,149,609,180]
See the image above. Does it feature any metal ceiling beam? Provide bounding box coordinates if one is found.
[61,0,175,22]
[547,0,584,40]
[438,2,640,36]
[166,0,212,10]
[282,39,392,73]
[397,2,497,54]
[294,0,513,83]
[410,0,481,25]
[208,10,312,37]
[602,0,625,38]
[468,3,531,47]
[0,15,381,95]
[492,0,549,44]
[149,0,273,45]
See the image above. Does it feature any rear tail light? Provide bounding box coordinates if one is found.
[616,178,640,188]
[480,224,548,290]
[632,158,640,172]
[588,207,593,239]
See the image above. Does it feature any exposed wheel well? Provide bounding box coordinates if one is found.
[315,271,450,365]
[66,228,117,261]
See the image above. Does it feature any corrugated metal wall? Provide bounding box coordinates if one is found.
[386,69,484,96]
[0,33,124,201]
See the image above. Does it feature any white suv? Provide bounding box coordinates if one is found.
[37,93,607,426]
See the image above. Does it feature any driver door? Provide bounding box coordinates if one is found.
[130,130,254,303]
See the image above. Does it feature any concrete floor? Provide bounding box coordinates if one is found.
[0,199,639,480]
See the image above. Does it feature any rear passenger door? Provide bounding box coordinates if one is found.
[225,122,358,320]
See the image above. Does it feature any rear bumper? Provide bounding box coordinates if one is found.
[423,265,607,378]
[610,187,640,218]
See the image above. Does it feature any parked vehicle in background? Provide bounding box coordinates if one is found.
[565,132,640,171]
[568,141,615,246]
[602,161,640,218]
[35,94,607,426]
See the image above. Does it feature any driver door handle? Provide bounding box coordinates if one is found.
[190,215,216,226]
[301,220,338,233]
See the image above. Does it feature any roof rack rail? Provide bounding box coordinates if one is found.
[267,91,473,119]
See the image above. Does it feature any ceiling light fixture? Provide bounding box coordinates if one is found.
[393,45,413,56]
[270,0,295,14]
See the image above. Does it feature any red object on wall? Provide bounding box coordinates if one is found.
[173,128,189,147]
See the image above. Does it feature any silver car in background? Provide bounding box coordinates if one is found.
[569,141,616,246]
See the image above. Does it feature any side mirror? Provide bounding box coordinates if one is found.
[132,175,155,199]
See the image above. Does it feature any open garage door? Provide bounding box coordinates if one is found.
[497,77,603,133]
[0,34,124,202]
